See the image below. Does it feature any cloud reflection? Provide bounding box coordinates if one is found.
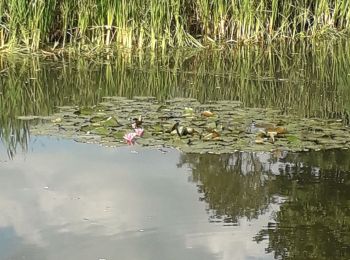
[0,137,276,259]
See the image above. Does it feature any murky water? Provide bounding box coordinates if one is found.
[1,42,350,259]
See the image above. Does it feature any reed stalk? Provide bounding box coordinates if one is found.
[1,0,350,51]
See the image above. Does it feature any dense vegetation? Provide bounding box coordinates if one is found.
[1,0,350,51]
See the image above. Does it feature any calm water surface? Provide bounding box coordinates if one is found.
[0,138,277,260]
[0,138,349,259]
[1,43,350,259]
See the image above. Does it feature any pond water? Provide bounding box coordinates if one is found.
[0,42,350,259]
[0,138,349,259]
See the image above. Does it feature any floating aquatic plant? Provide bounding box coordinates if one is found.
[123,133,137,145]
[134,128,144,137]
[19,97,350,154]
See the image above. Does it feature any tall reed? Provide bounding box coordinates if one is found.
[1,0,350,51]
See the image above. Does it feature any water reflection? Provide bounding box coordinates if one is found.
[178,152,283,224]
[1,42,350,119]
[257,150,350,259]
[0,42,350,154]
[179,150,350,259]
[0,136,349,259]
[0,138,274,260]
[1,41,350,258]
[1,42,350,156]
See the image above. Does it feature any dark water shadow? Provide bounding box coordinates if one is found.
[178,150,350,259]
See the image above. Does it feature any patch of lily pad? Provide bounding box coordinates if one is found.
[18,97,350,154]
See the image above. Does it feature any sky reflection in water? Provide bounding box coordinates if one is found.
[0,137,279,260]
[1,42,350,259]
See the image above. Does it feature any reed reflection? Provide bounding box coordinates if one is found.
[1,42,350,156]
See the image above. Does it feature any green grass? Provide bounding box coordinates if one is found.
[1,0,350,51]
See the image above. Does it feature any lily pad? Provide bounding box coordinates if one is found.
[22,96,350,154]
[74,107,95,116]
